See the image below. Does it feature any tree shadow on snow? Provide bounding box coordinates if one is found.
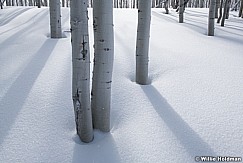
[141,85,216,158]
[0,9,48,38]
[0,39,58,145]
[72,131,121,163]
[0,7,32,26]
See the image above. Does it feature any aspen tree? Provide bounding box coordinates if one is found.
[36,0,41,8]
[215,0,220,18]
[49,0,62,38]
[0,0,3,9]
[199,0,203,7]
[43,0,47,6]
[208,0,216,36]
[179,0,184,23]
[91,0,114,132]
[135,0,151,85]
[221,0,229,26]
[29,0,33,6]
[217,0,223,23]
[70,0,93,143]
[239,0,243,17]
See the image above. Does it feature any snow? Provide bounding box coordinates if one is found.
[0,6,243,163]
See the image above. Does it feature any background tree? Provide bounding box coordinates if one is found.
[1,0,4,9]
[221,0,230,26]
[179,0,184,22]
[239,0,243,17]
[135,0,151,85]
[208,0,216,36]
[91,0,114,132]
[70,0,93,143]
[43,0,48,6]
[215,0,220,18]
[217,0,223,23]
[36,0,41,8]
[49,0,62,38]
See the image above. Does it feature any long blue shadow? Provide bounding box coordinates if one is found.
[141,85,216,159]
[0,7,31,26]
[0,39,58,145]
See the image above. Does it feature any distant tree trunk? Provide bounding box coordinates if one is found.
[195,0,199,7]
[199,0,204,7]
[208,0,216,36]
[217,0,223,23]
[92,0,114,132]
[70,0,93,143]
[240,0,243,17]
[67,0,70,7]
[152,0,155,7]
[215,0,220,18]
[171,0,176,8]
[221,0,229,26]
[225,0,230,19]
[36,0,41,8]
[62,0,65,7]
[49,0,62,38]
[188,0,192,7]
[0,0,3,9]
[231,0,240,11]
[29,0,33,6]
[19,0,23,6]
[164,0,169,13]
[179,0,184,22]
[43,0,48,6]
[136,0,151,85]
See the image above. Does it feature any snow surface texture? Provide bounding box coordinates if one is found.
[0,7,243,163]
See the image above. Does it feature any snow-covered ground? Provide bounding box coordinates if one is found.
[0,6,243,163]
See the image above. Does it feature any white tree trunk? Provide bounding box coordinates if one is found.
[179,0,184,23]
[135,0,151,85]
[91,0,114,132]
[70,0,93,143]
[208,0,216,36]
[49,0,62,38]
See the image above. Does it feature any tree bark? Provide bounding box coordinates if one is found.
[70,0,93,143]
[217,0,223,23]
[238,0,243,17]
[164,0,169,13]
[208,0,216,36]
[36,0,41,8]
[49,0,62,38]
[225,0,230,19]
[43,0,48,6]
[221,0,229,26]
[215,0,220,18]
[179,0,184,22]
[136,0,151,85]
[199,0,204,7]
[91,0,114,132]
[29,0,33,6]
